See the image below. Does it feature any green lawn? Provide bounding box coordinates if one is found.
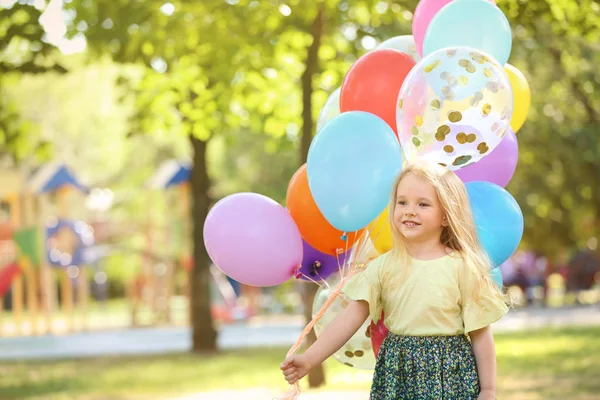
[0,327,598,400]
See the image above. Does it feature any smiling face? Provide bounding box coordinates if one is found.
[392,173,447,244]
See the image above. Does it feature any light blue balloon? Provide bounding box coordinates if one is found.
[466,181,523,267]
[307,111,403,232]
[490,267,503,289]
[423,0,512,66]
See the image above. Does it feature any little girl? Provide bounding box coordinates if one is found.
[281,160,509,399]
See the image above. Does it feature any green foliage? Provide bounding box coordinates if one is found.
[0,2,66,162]
[1,0,598,270]
[209,130,298,204]
[102,252,141,297]
[3,61,134,180]
[0,3,65,74]
[498,0,600,256]
[0,95,45,162]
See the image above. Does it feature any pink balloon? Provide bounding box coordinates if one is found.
[455,128,518,187]
[203,192,303,287]
[412,0,496,57]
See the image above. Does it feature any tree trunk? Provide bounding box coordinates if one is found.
[300,6,324,166]
[300,4,325,388]
[190,135,218,353]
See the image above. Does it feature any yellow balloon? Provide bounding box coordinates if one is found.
[368,207,393,254]
[504,64,530,133]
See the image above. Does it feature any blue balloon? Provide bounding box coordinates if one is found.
[423,0,512,66]
[490,267,503,290]
[307,111,403,232]
[466,181,523,267]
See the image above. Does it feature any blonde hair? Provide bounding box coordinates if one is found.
[387,160,505,304]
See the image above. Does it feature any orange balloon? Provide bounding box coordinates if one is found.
[287,164,364,255]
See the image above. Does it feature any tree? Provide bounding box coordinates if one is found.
[498,0,600,258]
[64,0,423,381]
[65,0,315,352]
[0,2,65,162]
[63,0,600,381]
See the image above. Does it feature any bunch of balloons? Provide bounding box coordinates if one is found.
[204,0,530,371]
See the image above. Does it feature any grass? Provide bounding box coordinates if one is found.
[0,326,599,399]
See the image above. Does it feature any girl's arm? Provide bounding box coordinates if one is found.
[304,299,370,366]
[281,299,369,383]
[469,325,497,399]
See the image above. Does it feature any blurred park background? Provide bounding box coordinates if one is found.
[0,0,599,399]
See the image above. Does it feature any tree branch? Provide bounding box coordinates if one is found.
[300,4,325,165]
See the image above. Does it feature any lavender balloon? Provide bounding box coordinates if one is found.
[297,240,348,281]
[455,128,518,188]
[203,192,303,287]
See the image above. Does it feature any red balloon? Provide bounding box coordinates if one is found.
[341,49,416,137]
[370,311,389,359]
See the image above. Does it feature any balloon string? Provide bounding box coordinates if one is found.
[277,221,383,399]
[311,262,329,287]
[340,232,350,277]
[344,229,370,277]
[336,247,346,277]
[337,251,346,277]
[314,272,328,289]
[288,272,356,357]
[345,231,362,277]
[274,382,301,400]
[299,272,326,288]
[274,267,361,400]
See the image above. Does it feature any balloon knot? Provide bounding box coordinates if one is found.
[335,248,344,255]
[293,265,302,279]
[309,261,321,277]
[340,232,348,241]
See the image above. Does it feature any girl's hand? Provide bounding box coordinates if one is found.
[280,354,312,385]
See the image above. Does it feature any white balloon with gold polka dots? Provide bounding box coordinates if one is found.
[396,46,513,170]
[312,276,376,370]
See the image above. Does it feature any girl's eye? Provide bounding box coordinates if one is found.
[397,201,406,206]
[419,203,430,207]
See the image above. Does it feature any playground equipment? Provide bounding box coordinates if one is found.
[1,158,249,335]
[0,163,96,336]
[126,159,193,326]
[141,159,248,325]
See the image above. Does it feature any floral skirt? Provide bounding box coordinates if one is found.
[370,333,480,400]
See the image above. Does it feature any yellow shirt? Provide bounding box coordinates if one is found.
[342,252,508,336]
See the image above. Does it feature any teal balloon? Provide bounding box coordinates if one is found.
[423,0,512,66]
[466,181,523,267]
[490,267,503,289]
[307,111,403,232]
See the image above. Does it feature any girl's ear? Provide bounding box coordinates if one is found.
[442,216,449,227]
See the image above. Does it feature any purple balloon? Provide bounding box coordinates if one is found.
[455,128,518,187]
[298,240,348,281]
[203,192,303,287]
